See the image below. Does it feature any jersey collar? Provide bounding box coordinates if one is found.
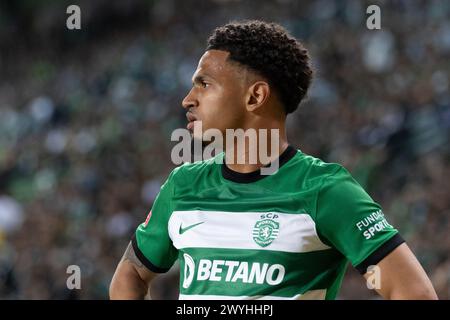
[221,145,297,183]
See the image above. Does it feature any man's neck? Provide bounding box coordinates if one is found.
[224,139,289,173]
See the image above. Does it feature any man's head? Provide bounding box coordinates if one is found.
[182,20,313,136]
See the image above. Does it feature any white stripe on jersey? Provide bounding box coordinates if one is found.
[168,210,331,253]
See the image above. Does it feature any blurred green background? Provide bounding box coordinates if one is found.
[0,0,449,299]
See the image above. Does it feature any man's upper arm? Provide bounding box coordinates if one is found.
[133,170,179,273]
[363,243,438,300]
[109,241,159,299]
[120,241,158,284]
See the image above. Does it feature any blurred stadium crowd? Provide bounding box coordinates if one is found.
[0,0,449,299]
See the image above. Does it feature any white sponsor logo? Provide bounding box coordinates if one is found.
[182,255,285,288]
[356,210,393,240]
[197,259,285,285]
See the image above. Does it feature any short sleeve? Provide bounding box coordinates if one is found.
[132,171,178,273]
[315,166,404,274]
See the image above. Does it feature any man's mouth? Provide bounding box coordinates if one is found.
[186,112,198,131]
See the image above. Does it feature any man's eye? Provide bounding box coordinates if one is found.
[201,82,210,88]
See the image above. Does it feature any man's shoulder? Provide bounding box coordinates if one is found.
[167,154,222,182]
[289,150,348,183]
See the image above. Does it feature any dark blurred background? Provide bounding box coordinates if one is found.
[0,0,448,299]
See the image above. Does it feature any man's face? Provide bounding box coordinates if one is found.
[182,50,247,139]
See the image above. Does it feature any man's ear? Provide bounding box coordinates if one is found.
[245,81,270,112]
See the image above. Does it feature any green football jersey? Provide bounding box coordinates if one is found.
[132,146,404,300]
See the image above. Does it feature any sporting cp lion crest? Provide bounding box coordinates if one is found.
[252,214,280,247]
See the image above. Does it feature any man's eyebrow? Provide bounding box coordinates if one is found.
[192,73,214,85]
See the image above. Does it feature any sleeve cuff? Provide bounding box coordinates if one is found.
[131,234,171,273]
[355,233,405,274]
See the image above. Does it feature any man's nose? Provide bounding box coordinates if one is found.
[182,89,198,110]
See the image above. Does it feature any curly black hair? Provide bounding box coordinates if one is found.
[206,20,313,114]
